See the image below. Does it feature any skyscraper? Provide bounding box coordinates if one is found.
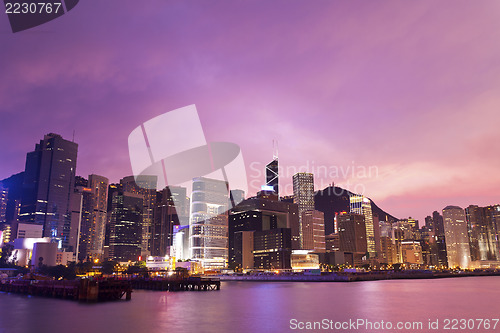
[228,210,263,270]
[253,228,292,270]
[19,133,78,251]
[232,194,300,249]
[338,213,367,254]
[338,212,367,266]
[432,210,448,267]
[77,175,109,261]
[265,158,279,196]
[151,187,179,257]
[121,175,157,256]
[484,205,500,261]
[190,177,229,269]
[163,185,189,258]
[293,172,315,249]
[349,194,376,258]
[0,184,7,224]
[442,206,471,269]
[466,205,499,261]
[301,210,326,253]
[168,186,190,225]
[109,191,143,262]
[425,215,434,230]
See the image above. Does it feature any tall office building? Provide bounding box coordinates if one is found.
[338,212,367,267]
[163,185,189,259]
[337,213,367,254]
[265,158,279,196]
[228,210,262,270]
[466,205,499,261]
[425,215,434,230]
[77,175,109,261]
[380,236,395,265]
[121,175,157,256]
[168,186,190,225]
[301,210,326,253]
[0,173,23,239]
[485,205,500,260]
[228,193,300,270]
[109,191,143,262]
[19,133,78,251]
[190,177,229,269]
[232,194,300,249]
[419,226,439,267]
[151,187,179,257]
[442,206,471,269]
[74,183,90,261]
[233,231,255,270]
[293,172,315,248]
[253,228,292,270]
[349,194,376,258]
[0,184,7,223]
[432,210,448,267]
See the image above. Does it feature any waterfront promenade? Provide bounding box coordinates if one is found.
[218,270,500,282]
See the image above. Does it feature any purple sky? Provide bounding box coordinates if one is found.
[1,0,500,223]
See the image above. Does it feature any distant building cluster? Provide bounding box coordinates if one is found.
[0,133,499,271]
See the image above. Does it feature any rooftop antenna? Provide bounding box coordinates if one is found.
[273,139,278,160]
[72,130,75,142]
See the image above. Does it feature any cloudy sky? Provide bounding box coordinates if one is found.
[1,0,499,222]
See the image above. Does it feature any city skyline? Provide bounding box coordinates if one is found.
[1,1,500,225]
[1,130,500,230]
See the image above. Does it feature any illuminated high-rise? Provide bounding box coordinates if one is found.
[466,205,499,261]
[485,205,500,260]
[293,172,315,248]
[152,187,179,257]
[78,175,109,261]
[0,184,7,224]
[121,175,157,256]
[432,210,448,267]
[442,206,471,269]
[19,133,78,251]
[349,194,376,258]
[338,212,367,266]
[190,177,229,269]
[265,158,279,196]
[109,191,143,262]
[301,210,326,253]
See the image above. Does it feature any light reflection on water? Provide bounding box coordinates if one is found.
[0,277,499,333]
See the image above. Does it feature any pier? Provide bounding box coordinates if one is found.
[130,276,221,291]
[0,278,132,302]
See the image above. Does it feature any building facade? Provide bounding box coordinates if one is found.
[190,177,229,269]
[349,194,375,258]
[109,191,143,262]
[293,172,315,249]
[442,206,471,269]
[19,133,78,251]
[301,210,326,253]
[121,175,157,256]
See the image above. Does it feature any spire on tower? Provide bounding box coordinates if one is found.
[273,139,278,160]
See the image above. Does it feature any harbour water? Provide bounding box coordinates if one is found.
[0,276,499,333]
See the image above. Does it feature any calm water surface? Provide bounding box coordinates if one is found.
[0,277,499,333]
